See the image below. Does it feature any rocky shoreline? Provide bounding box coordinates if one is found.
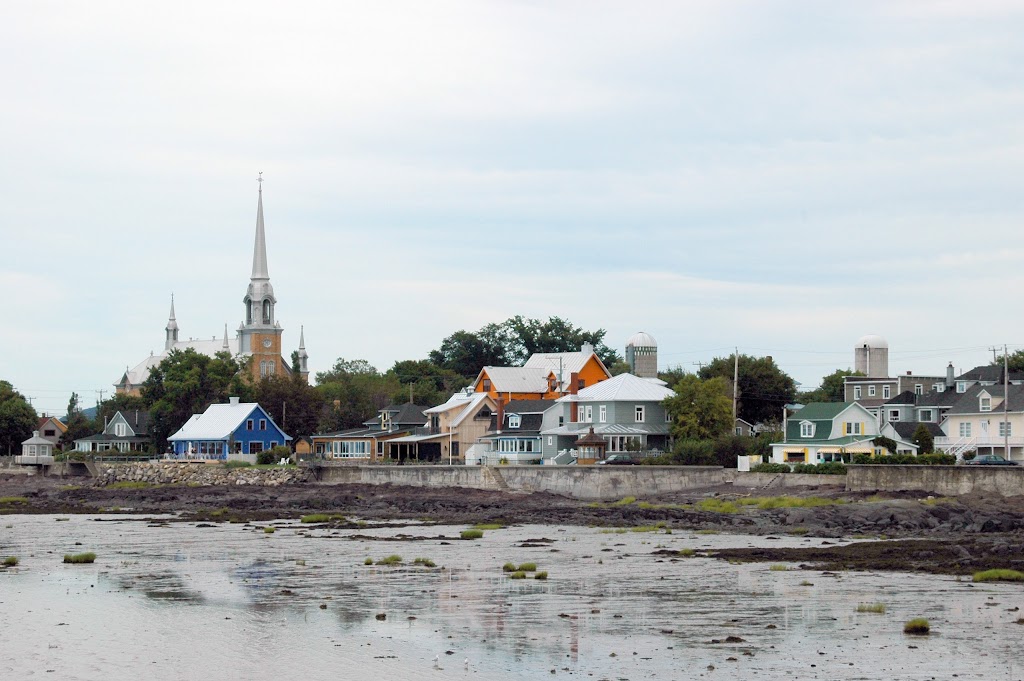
[4,471,1024,574]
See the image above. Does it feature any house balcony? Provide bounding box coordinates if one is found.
[936,436,1024,449]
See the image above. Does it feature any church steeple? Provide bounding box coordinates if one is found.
[243,173,276,327]
[222,323,229,351]
[298,325,309,375]
[165,294,179,351]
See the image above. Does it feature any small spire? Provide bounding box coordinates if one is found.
[222,324,229,350]
[299,325,306,351]
[251,173,269,280]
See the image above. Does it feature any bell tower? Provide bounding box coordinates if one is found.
[239,173,284,380]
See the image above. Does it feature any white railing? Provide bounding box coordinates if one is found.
[15,454,55,465]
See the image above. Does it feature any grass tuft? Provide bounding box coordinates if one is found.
[974,569,1024,583]
[460,529,484,540]
[509,571,527,579]
[63,552,96,564]
[473,523,504,530]
[517,562,537,572]
[364,557,373,565]
[413,557,436,568]
[375,555,403,566]
[698,498,739,514]
[534,571,548,580]
[678,548,696,557]
[0,496,28,504]
[300,513,346,523]
[738,496,842,510]
[106,481,152,490]
[263,527,276,534]
[611,496,637,506]
[857,603,886,614]
[904,618,930,635]
[502,562,517,572]
[3,556,18,567]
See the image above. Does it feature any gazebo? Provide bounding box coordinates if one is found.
[574,427,608,465]
[16,431,55,466]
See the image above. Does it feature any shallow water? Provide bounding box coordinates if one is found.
[1,515,1022,680]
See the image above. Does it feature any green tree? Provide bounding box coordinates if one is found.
[911,423,935,455]
[663,375,733,441]
[428,316,621,376]
[388,359,466,407]
[142,349,247,453]
[253,373,321,442]
[0,380,36,455]
[800,369,863,403]
[315,358,400,432]
[992,350,1024,374]
[698,354,796,426]
[61,392,94,450]
[94,393,147,432]
[609,360,632,376]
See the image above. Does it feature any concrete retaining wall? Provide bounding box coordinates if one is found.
[847,465,1024,497]
[315,465,727,501]
[731,472,847,489]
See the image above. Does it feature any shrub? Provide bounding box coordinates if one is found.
[364,557,373,565]
[672,439,716,466]
[791,462,847,475]
[517,563,537,572]
[502,562,517,572]
[413,557,436,567]
[903,618,930,635]
[63,552,96,564]
[854,452,956,466]
[857,603,886,614]
[3,556,18,567]
[375,555,403,566]
[256,450,276,465]
[973,569,1024,583]
[460,529,484,540]
[712,435,752,468]
[750,463,791,474]
[534,571,548,580]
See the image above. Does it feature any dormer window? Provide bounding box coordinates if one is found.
[508,414,521,429]
[957,381,968,393]
[980,395,992,412]
[799,421,814,438]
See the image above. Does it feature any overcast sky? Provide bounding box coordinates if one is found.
[3,1,1023,416]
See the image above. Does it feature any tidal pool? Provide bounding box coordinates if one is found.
[1,515,1022,680]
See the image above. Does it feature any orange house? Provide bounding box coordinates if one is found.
[473,343,612,401]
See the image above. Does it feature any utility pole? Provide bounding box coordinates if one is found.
[990,346,1002,364]
[97,389,105,406]
[692,361,707,371]
[1004,345,1010,460]
[732,347,739,423]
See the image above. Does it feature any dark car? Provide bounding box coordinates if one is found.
[964,454,1020,466]
[597,454,637,466]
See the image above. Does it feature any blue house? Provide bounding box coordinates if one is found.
[167,397,291,461]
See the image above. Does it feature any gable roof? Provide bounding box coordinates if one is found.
[362,404,428,428]
[523,349,611,391]
[890,422,944,439]
[109,410,150,435]
[957,365,1024,384]
[37,416,67,433]
[790,402,850,421]
[947,384,1024,415]
[168,402,290,442]
[502,399,557,413]
[423,391,494,428]
[477,366,554,394]
[885,390,917,406]
[557,373,674,403]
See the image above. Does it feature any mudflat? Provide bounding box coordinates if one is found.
[4,472,1024,575]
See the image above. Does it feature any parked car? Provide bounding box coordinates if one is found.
[964,454,1020,466]
[597,454,637,466]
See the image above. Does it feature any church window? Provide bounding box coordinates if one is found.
[262,300,271,324]
[246,300,253,325]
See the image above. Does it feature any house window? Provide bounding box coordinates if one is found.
[854,386,862,399]
[114,423,127,437]
[599,405,607,423]
[919,409,933,422]
[933,384,942,392]
[800,422,814,438]
[735,427,742,436]
[259,419,267,430]
[584,406,593,422]
[249,442,264,454]
[957,381,968,393]
[868,386,876,397]
[635,406,645,423]
[980,396,992,412]
[889,410,900,422]
[665,410,672,423]
[270,441,278,449]
[845,422,862,435]
[577,406,585,422]
[558,416,564,426]
[508,414,521,429]
[914,384,923,395]
[483,379,491,392]
[377,442,383,454]
[246,420,254,431]
[577,378,585,390]
[936,384,945,392]
[883,386,890,399]
[959,422,972,437]
[999,422,1013,437]
[44,429,56,437]
[547,436,553,445]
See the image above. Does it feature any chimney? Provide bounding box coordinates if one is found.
[229,396,240,406]
[134,409,139,425]
[581,342,594,355]
[495,396,505,434]
[570,372,580,396]
[906,371,911,376]
[946,362,955,388]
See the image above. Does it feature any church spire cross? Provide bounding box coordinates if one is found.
[251,174,269,281]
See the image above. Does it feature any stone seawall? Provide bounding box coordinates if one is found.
[846,465,1024,497]
[94,462,307,487]
[315,465,727,501]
